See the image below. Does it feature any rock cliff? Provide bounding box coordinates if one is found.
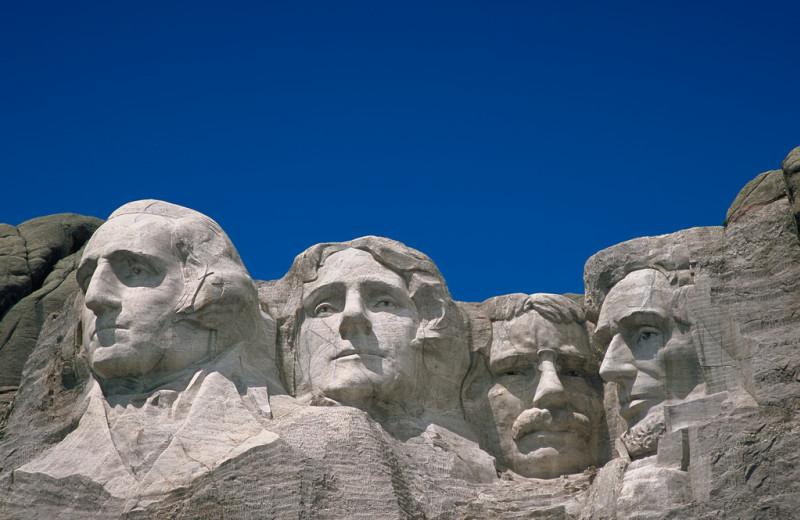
[1,148,799,519]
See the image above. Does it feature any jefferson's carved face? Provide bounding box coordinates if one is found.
[77,215,209,380]
[487,312,601,478]
[596,269,697,430]
[296,249,420,409]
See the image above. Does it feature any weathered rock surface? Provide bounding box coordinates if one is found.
[782,145,800,242]
[581,148,800,519]
[0,213,101,434]
[1,148,800,518]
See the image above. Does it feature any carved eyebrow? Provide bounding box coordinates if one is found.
[489,351,538,376]
[616,311,670,331]
[75,249,169,290]
[302,282,344,309]
[106,249,164,265]
[359,279,410,300]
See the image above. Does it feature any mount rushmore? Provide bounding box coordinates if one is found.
[1,147,800,518]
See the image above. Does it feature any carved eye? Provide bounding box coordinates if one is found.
[640,329,658,340]
[498,367,533,379]
[314,303,338,317]
[637,326,662,345]
[125,259,152,279]
[373,298,396,311]
[117,258,156,285]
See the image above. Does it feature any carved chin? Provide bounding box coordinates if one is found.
[90,347,158,380]
[506,442,589,479]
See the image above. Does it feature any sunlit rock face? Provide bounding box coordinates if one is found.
[463,292,606,479]
[595,267,703,458]
[2,200,284,514]
[2,147,800,518]
[277,237,469,421]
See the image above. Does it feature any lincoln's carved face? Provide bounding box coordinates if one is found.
[296,249,420,409]
[487,311,602,478]
[77,215,209,381]
[596,269,698,433]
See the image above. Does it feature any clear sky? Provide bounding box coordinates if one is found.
[3,2,798,302]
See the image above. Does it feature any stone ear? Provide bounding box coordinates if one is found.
[181,279,246,328]
[410,282,448,342]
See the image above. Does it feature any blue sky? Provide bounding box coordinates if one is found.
[3,2,798,302]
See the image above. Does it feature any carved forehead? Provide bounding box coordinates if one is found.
[108,199,218,226]
[82,214,177,263]
[491,311,590,368]
[306,248,408,292]
[597,268,673,329]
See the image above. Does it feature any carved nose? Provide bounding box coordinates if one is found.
[84,261,123,314]
[338,293,372,338]
[533,351,567,409]
[599,334,638,383]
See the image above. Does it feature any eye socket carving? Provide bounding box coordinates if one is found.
[124,261,151,279]
[314,302,339,317]
[78,272,92,293]
[496,365,537,381]
[372,297,397,311]
[637,326,662,343]
[115,257,159,287]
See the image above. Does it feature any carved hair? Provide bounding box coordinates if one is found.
[484,292,586,325]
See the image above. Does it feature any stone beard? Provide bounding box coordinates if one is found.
[596,268,701,458]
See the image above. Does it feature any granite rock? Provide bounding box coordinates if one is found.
[0,213,101,435]
[2,148,800,518]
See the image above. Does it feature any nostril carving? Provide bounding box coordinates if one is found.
[339,313,372,337]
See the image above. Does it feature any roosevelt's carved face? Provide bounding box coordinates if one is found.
[77,215,210,381]
[596,269,698,433]
[296,249,420,410]
[487,312,602,478]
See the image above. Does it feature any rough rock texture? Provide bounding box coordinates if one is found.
[725,169,786,225]
[582,148,800,519]
[0,214,102,434]
[2,148,800,518]
[782,145,800,241]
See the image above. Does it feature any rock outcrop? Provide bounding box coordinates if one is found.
[1,148,799,518]
[0,214,102,435]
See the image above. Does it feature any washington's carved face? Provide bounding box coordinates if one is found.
[77,215,209,380]
[487,312,601,478]
[596,269,697,431]
[297,249,420,409]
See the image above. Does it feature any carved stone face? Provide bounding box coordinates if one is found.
[596,269,697,433]
[487,312,601,478]
[77,215,210,381]
[297,249,420,409]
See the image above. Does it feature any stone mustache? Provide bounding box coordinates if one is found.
[4,145,799,520]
